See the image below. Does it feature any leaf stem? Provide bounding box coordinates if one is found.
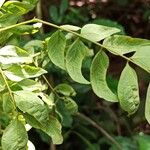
[0,67,16,107]
[76,112,122,150]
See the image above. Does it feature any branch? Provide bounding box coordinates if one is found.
[76,112,122,150]
[0,18,149,74]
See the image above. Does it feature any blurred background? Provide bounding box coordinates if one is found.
[23,0,150,149]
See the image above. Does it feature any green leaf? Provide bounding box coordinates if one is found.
[0,45,32,64]
[4,64,47,82]
[81,24,120,42]
[48,30,66,70]
[49,5,58,23]
[64,97,78,114]
[2,93,15,113]
[0,31,12,45]
[55,83,76,97]
[131,47,150,73]
[56,100,73,127]
[24,40,44,54]
[118,63,140,115]
[14,90,49,123]
[66,39,90,84]
[103,35,150,55]
[60,0,68,15]
[90,51,118,102]
[24,114,63,144]
[145,84,150,124]
[2,119,28,150]
[0,73,5,92]
[136,134,150,150]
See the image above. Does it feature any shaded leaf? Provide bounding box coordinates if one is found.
[131,47,150,73]
[24,114,63,144]
[60,0,68,15]
[90,51,118,102]
[55,83,76,97]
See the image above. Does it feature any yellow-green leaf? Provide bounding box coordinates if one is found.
[90,51,118,102]
[2,119,28,150]
[81,24,120,42]
[118,63,140,115]
[66,39,90,84]
[48,30,66,70]
[145,84,150,124]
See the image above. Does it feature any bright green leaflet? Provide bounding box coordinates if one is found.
[81,24,120,42]
[145,84,150,124]
[90,51,118,102]
[48,30,66,70]
[66,39,90,84]
[118,63,140,115]
[103,35,150,55]
[2,119,28,150]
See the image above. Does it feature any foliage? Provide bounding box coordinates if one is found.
[0,0,150,150]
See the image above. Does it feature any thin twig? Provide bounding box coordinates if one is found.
[50,142,56,150]
[76,112,122,150]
